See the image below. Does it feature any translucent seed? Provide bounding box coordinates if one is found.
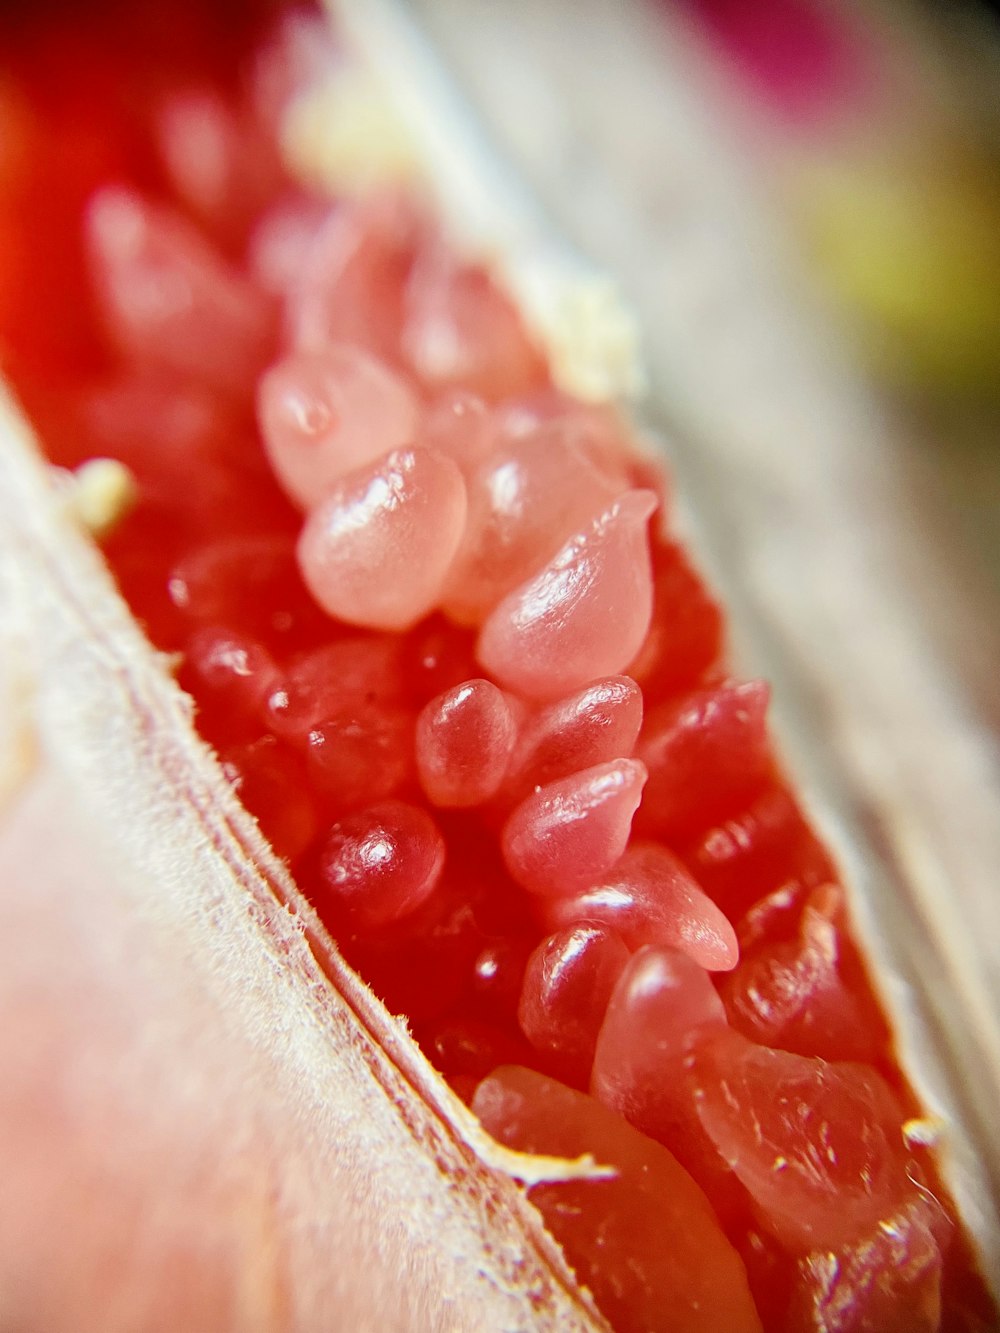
[264,636,405,742]
[636,680,772,840]
[317,799,445,929]
[542,842,738,972]
[691,1031,912,1253]
[286,191,421,363]
[477,490,656,700]
[257,345,419,509]
[518,924,630,1086]
[220,735,318,864]
[591,946,728,1124]
[297,447,467,631]
[442,427,627,626]
[401,245,547,401]
[501,758,647,898]
[179,626,281,747]
[305,705,415,812]
[472,1068,763,1333]
[416,679,517,808]
[506,675,643,798]
[416,1017,528,1081]
[419,389,492,475]
[86,186,273,393]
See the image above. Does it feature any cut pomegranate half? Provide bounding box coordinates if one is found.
[0,3,993,1331]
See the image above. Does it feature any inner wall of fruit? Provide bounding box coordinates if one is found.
[0,2,993,1330]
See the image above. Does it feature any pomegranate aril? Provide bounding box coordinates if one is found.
[220,734,318,864]
[442,426,627,626]
[518,924,630,1086]
[721,884,886,1064]
[542,841,738,972]
[401,245,548,401]
[86,185,275,394]
[416,1018,530,1082]
[297,446,467,632]
[472,1067,763,1333]
[470,936,534,1022]
[264,635,406,742]
[316,799,445,930]
[286,190,421,363]
[691,1030,913,1253]
[167,532,326,644]
[247,191,335,298]
[419,389,492,474]
[636,679,773,840]
[786,1196,948,1333]
[156,87,282,251]
[399,613,480,707]
[305,704,415,812]
[684,781,835,920]
[179,625,281,746]
[505,674,644,799]
[257,345,419,509]
[415,679,517,808]
[478,490,657,700]
[501,758,648,898]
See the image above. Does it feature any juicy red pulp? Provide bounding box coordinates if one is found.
[1,4,993,1331]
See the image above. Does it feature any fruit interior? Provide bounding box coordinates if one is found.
[0,3,994,1330]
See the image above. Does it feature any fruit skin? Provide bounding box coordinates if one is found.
[0,402,610,1331]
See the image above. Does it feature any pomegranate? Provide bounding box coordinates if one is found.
[0,2,994,1330]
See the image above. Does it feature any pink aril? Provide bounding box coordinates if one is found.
[501,758,648,898]
[542,841,738,972]
[286,191,422,364]
[156,87,283,251]
[504,675,643,799]
[441,426,628,626]
[257,344,419,509]
[472,1067,763,1333]
[305,704,415,813]
[477,490,657,700]
[518,924,630,1086]
[418,389,493,475]
[316,799,445,930]
[591,946,728,1120]
[179,626,281,747]
[401,244,548,401]
[166,532,326,643]
[721,884,885,1064]
[415,679,517,808]
[220,734,318,864]
[636,679,773,840]
[264,635,406,742]
[297,446,467,631]
[86,185,274,394]
[691,1030,913,1254]
[247,191,336,298]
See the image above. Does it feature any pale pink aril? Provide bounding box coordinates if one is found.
[416,679,517,808]
[506,675,643,798]
[501,758,648,898]
[317,799,445,930]
[86,185,274,394]
[477,490,657,700]
[442,428,628,626]
[297,446,468,631]
[257,344,420,509]
[541,842,738,972]
[518,924,630,1085]
[591,946,728,1123]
